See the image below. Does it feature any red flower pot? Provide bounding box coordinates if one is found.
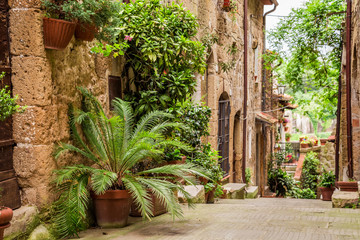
[0,207,13,240]
[75,22,97,41]
[319,187,335,201]
[43,18,76,50]
[92,190,131,228]
[130,191,167,217]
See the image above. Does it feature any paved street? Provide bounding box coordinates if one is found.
[74,198,360,240]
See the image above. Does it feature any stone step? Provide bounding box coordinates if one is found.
[332,190,359,208]
[246,186,258,199]
[178,185,205,204]
[223,183,246,199]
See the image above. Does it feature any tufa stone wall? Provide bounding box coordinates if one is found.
[9,0,113,206]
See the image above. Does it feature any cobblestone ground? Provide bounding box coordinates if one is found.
[74,198,360,240]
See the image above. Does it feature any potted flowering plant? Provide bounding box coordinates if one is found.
[300,139,311,148]
[318,169,335,201]
[285,133,291,142]
[283,118,289,126]
[285,154,294,163]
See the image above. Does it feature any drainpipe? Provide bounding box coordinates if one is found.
[346,0,353,179]
[242,0,248,183]
[335,69,342,181]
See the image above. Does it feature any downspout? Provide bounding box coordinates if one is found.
[335,66,342,181]
[242,0,248,182]
[346,0,353,178]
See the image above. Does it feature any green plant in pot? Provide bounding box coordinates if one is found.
[53,87,209,238]
[285,133,291,142]
[318,168,335,201]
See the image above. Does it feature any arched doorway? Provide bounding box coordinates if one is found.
[218,92,231,175]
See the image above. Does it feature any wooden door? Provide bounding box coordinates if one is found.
[0,0,21,209]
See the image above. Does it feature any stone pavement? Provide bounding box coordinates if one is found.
[73,198,360,240]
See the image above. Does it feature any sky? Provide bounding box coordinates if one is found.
[264,0,307,32]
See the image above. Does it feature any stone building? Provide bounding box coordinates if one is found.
[339,0,360,181]
[0,0,279,215]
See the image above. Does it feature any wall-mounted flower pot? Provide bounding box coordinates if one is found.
[92,190,131,228]
[336,181,358,192]
[223,0,231,11]
[130,192,167,217]
[319,186,335,201]
[75,22,97,41]
[43,18,76,50]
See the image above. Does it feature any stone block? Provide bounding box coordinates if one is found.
[28,224,54,240]
[13,105,69,145]
[8,0,42,8]
[332,191,359,208]
[246,186,258,199]
[223,183,246,199]
[4,206,38,237]
[9,9,45,57]
[178,185,206,204]
[12,56,52,106]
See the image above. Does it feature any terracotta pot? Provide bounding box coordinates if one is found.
[43,18,76,50]
[0,207,13,226]
[205,189,215,204]
[130,191,167,217]
[286,137,290,142]
[223,0,230,11]
[284,126,289,132]
[300,143,309,148]
[0,223,10,240]
[75,22,97,41]
[336,181,358,192]
[319,186,335,201]
[320,139,327,146]
[283,122,288,127]
[92,190,131,228]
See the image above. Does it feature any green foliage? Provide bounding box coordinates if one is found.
[42,0,116,26]
[167,99,211,149]
[53,87,209,238]
[92,0,206,118]
[300,152,320,192]
[245,168,252,185]
[285,133,291,139]
[189,144,224,197]
[267,155,294,197]
[291,187,316,199]
[0,72,26,121]
[318,168,335,188]
[268,0,345,121]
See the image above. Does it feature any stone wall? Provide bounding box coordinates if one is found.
[319,142,335,172]
[340,0,360,181]
[8,1,113,206]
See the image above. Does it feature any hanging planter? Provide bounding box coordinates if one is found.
[75,22,97,41]
[43,18,76,50]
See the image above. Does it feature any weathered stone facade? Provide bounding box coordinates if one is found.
[6,0,272,207]
[340,0,360,181]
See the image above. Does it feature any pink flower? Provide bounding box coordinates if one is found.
[124,35,133,41]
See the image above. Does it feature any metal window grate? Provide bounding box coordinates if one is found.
[218,99,231,175]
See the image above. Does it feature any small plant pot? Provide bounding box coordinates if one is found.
[92,190,131,228]
[223,0,231,11]
[320,139,327,146]
[336,181,358,192]
[43,18,76,50]
[286,137,290,142]
[284,126,289,132]
[75,22,97,41]
[300,143,309,148]
[319,186,335,201]
[130,191,167,217]
[205,189,215,204]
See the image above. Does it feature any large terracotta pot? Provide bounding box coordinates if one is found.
[130,192,167,217]
[0,207,13,240]
[43,18,76,50]
[319,187,335,201]
[75,22,97,41]
[92,190,131,228]
[336,181,358,192]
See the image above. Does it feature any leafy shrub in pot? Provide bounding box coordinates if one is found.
[318,169,335,201]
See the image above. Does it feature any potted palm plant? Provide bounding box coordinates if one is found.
[53,87,209,238]
[318,169,335,201]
